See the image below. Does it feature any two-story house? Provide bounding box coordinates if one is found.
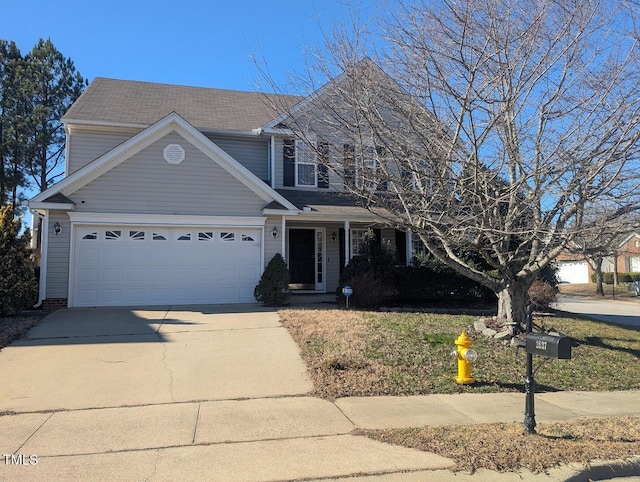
[28,72,416,309]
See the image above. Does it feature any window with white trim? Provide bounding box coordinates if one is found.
[350,229,367,257]
[105,230,122,240]
[295,140,317,187]
[412,236,428,257]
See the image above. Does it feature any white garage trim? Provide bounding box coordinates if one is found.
[68,212,267,227]
[68,215,266,307]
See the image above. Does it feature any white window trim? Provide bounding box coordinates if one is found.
[350,228,367,258]
[295,140,318,188]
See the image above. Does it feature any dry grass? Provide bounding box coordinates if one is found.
[279,308,640,399]
[0,313,43,349]
[357,417,640,473]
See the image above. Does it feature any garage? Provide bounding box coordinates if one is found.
[72,225,262,307]
[555,260,590,284]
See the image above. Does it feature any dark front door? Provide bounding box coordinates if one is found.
[289,229,315,289]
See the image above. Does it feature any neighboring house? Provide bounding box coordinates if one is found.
[29,74,417,309]
[555,232,640,284]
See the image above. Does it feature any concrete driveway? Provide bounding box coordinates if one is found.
[0,305,453,481]
[0,305,312,412]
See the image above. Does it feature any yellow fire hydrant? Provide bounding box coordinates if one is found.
[453,331,478,385]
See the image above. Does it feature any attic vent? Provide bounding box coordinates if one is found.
[163,144,185,165]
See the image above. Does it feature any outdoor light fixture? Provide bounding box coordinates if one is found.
[331,232,337,242]
[271,226,278,239]
[54,222,62,235]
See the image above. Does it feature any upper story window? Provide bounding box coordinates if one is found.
[283,138,329,189]
[344,144,388,192]
[295,140,317,187]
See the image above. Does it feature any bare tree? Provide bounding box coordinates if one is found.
[261,0,640,330]
[568,207,639,296]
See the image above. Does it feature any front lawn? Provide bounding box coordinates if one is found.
[279,309,640,399]
[280,308,640,473]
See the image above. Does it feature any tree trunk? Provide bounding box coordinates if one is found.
[593,258,604,296]
[497,280,532,333]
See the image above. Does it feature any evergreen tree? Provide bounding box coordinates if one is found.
[0,40,27,209]
[254,253,291,305]
[24,38,86,192]
[0,204,38,315]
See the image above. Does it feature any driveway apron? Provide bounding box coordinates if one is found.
[0,305,312,412]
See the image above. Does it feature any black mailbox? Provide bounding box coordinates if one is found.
[525,333,571,359]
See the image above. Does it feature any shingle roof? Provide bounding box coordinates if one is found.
[63,77,302,132]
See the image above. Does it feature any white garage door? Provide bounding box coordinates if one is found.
[72,226,262,307]
[555,261,589,284]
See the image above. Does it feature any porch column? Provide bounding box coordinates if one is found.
[344,220,350,267]
[281,216,286,258]
[406,229,413,265]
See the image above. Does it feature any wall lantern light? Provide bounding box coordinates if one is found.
[271,226,278,239]
[331,232,337,242]
[54,222,62,235]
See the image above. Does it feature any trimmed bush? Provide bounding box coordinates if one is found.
[0,205,39,315]
[591,272,640,284]
[528,279,558,311]
[254,253,290,305]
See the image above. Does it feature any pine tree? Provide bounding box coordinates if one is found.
[0,204,38,315]
[24,38,86,192]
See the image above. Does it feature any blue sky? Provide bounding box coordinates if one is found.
[1,0,377,92]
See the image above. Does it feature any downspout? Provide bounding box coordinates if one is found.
[344,220,350,267]
[406,229,413,265]
[34,211,49,308]
[270,136,276,189]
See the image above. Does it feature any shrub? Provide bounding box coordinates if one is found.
[341,271,391,309]
[528,279,558,311]
[254,253,290,305]
[338,229,397,308]
[591,272,640,284]
[0,205,39,316]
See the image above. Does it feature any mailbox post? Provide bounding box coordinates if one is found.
[523,307,572,434]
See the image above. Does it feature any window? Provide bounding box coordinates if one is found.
[177,233,191,241]
[198,232,214,241]
[343,144,355,189]
[412,235,428,257]
[105,230,122,240]
[82,232,97,240]
[152,233,167,241]
[350,229,366,257]
[295,140,317,187]
[366,146,388,191]
[129,230,145,241]
[220,232,235,242]
[241,234,255,242]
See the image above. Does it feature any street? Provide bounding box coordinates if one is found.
[554,295,640,328]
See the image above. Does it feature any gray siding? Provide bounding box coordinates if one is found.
[67,128,140,174]
[70,132,267,216]
[46,211,70,299]
[208,135,269,182]
[263,216,284,269]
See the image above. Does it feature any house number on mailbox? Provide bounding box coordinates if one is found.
[535,340,547,351]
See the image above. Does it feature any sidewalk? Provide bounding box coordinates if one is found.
[2,390,639,481]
